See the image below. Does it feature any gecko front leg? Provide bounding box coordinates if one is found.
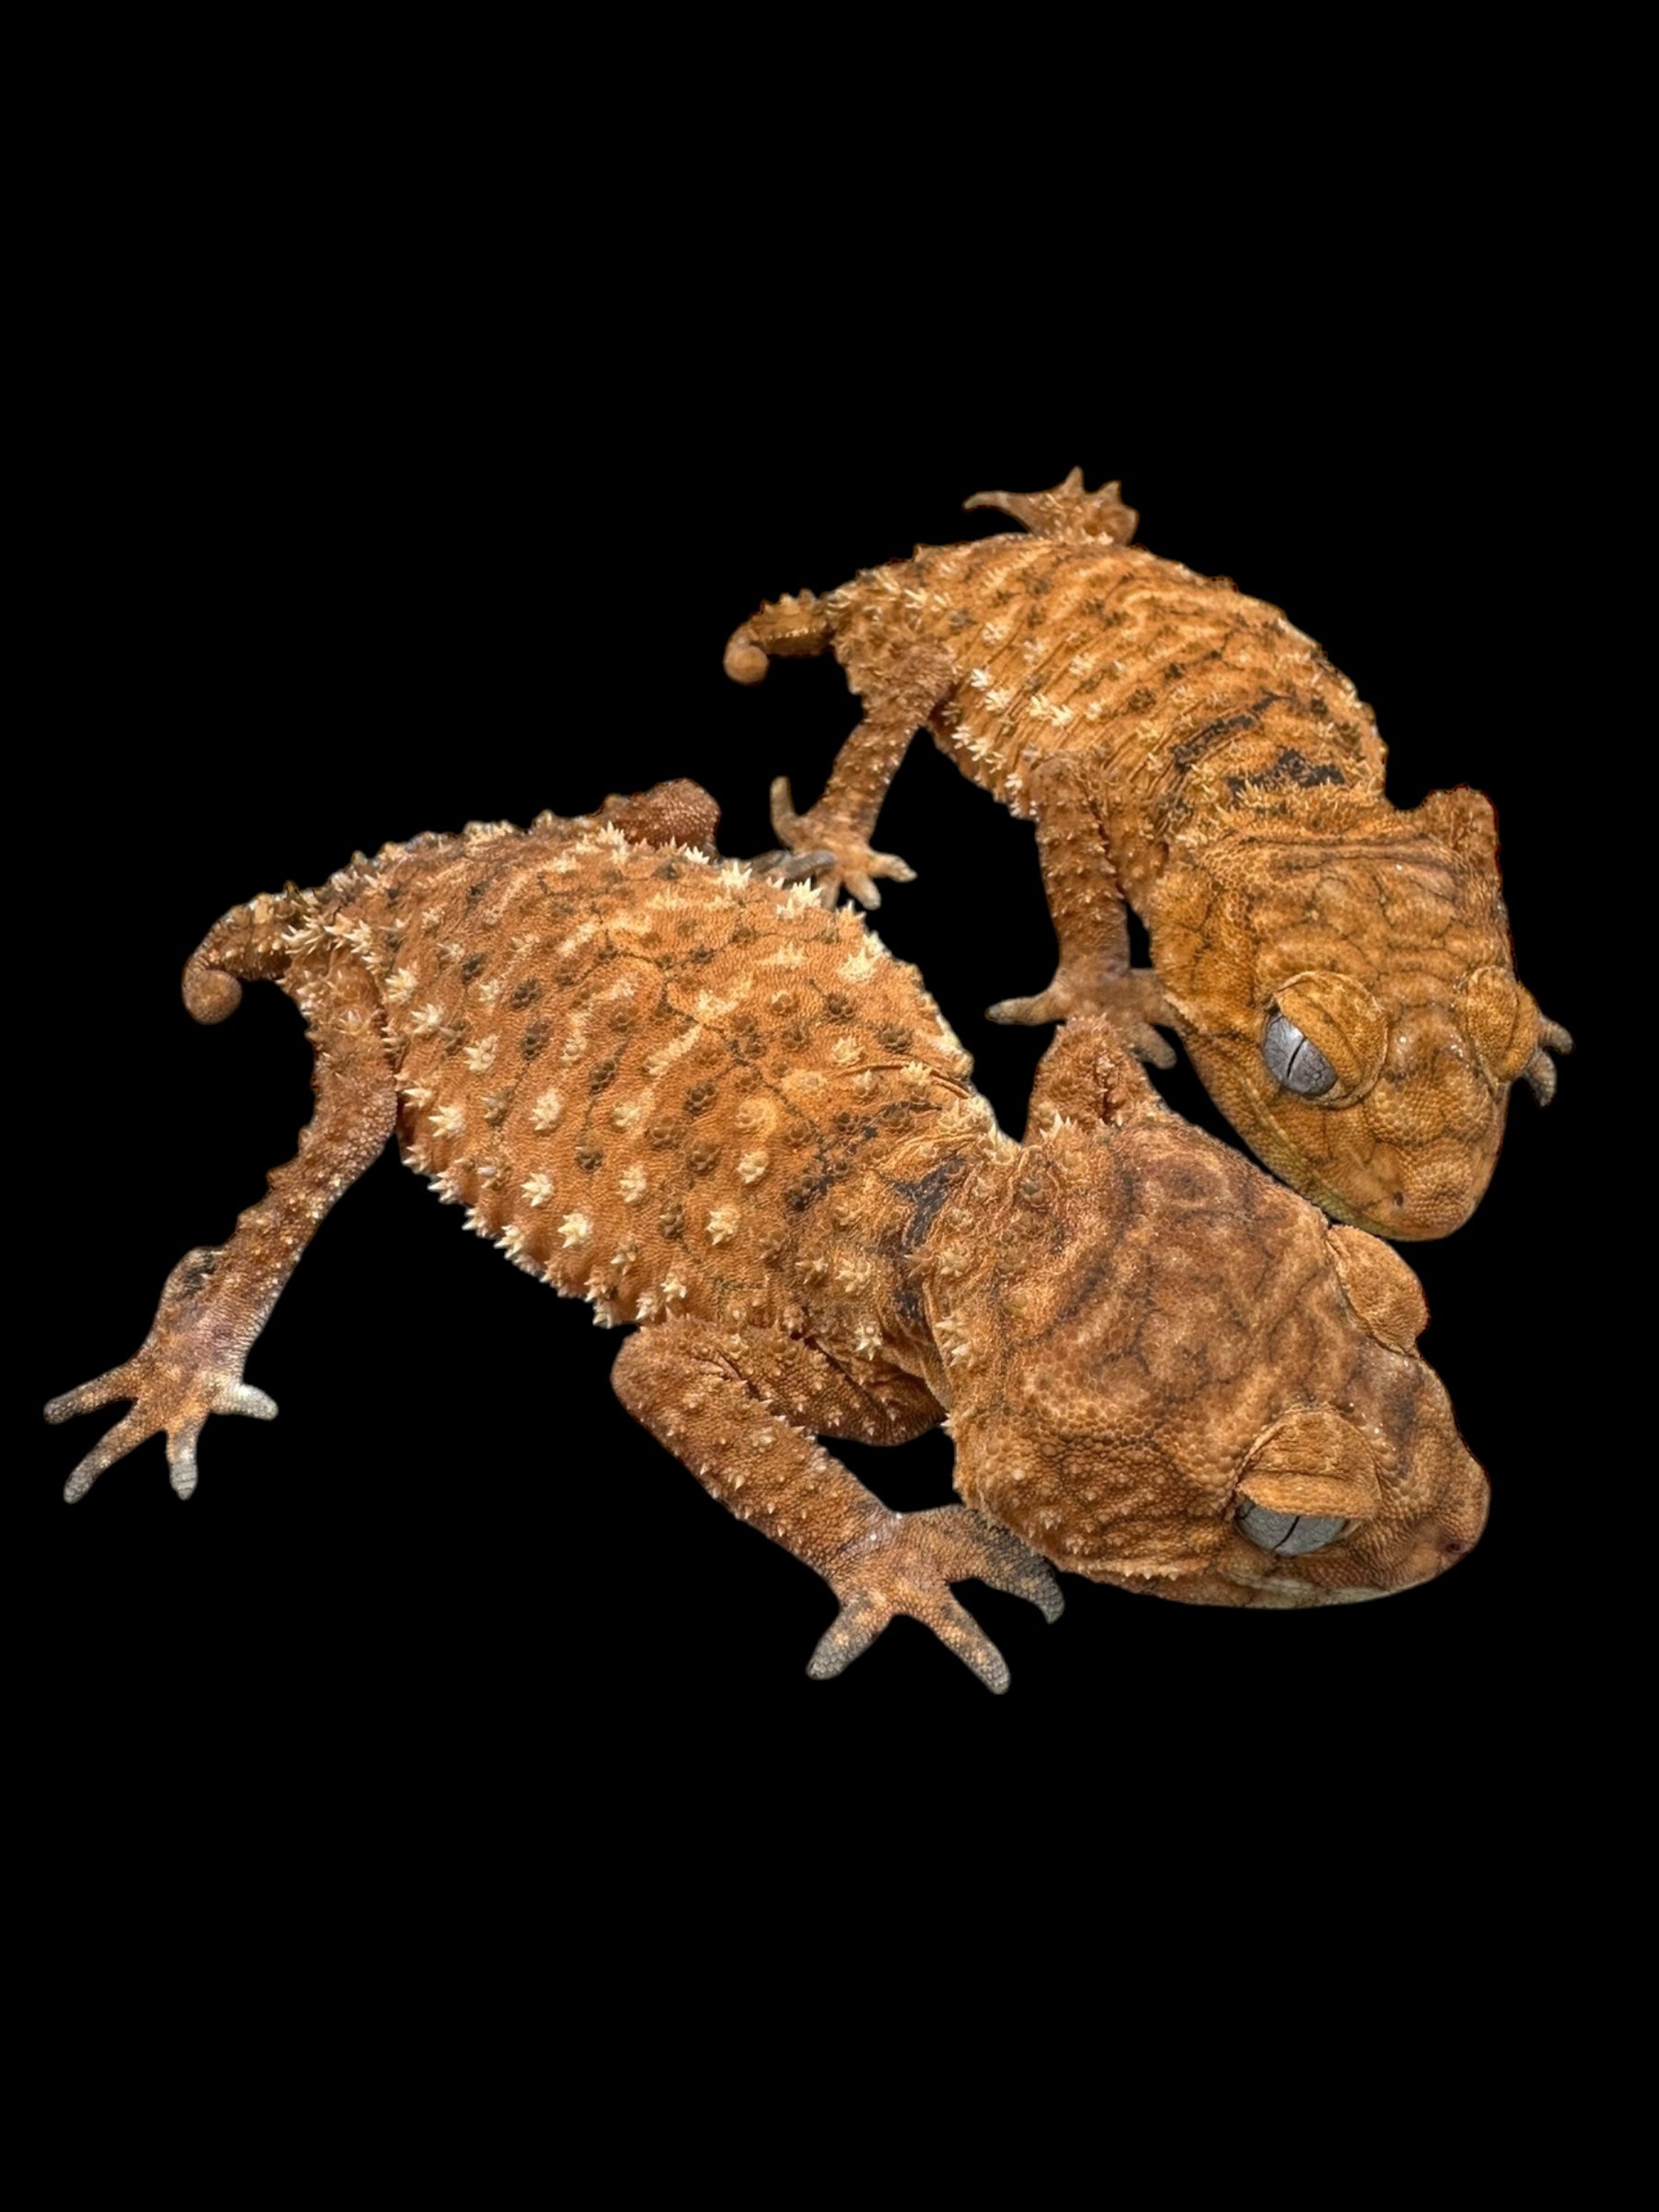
[45,957,397,1500]
[986,749,1177,1063]
[611,1320,1062,1689]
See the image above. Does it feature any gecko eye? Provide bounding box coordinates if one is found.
[1236,1501,1347,1555]
[1263,1012,1337,1097]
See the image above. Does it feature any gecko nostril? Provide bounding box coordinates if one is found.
[1392,1191,1406,1209]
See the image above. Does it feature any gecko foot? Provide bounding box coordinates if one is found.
[769,779,916,911]
[44,1248,278,1501]
[808,1506,1063,1692]
[987,964,1178,1065]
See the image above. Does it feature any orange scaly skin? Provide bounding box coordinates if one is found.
[44,781,1487,1688]
[726,473,1571,1240]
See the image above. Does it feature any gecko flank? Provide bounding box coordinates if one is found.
[726,471,1570,1239]
[45,781,1487,1688]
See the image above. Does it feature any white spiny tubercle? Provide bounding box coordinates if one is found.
[429,1104,465,1138]
[706,1206,739,1244]
[662,1273,688,1303]
[852,1323,882,1359]
[464,1035,500,1075]
[410,1004,444,1036]
[385,966,418,1003]
[830,1038,861,1067]
[523,1172,556,1207]
[559,1212,593,1248]
[618,1164,648,1205]
[736,1150,769,1183]
[838,944,880,983]
[530,1088,564,1131]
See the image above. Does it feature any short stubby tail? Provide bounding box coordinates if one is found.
[724,590,831,684]
[965,468,1138,546]
[182,898,300,1024]
[596,778,723,853]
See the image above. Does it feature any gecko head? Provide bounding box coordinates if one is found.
[1144,789,1565,1239]
[947,1121,1487,1607]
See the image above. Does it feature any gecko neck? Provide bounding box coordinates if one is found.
[1099,699,1398,909]
[888,1136,1032,1413]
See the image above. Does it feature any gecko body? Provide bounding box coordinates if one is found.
[726,473,1570,1239]
[46,781,1488,1686]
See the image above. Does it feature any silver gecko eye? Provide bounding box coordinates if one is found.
[1263,1012,1337,1097]
[1236,1501,1347,1555]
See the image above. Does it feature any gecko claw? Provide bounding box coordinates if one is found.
[746,847,838,886]
[1523,1016,1573,1103]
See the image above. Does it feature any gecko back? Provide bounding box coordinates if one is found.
[47,779,1489,1688]
[726,472,1570,1238]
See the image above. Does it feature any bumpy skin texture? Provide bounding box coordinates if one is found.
[726,472,1571,1239]
[44,781,1488,1688]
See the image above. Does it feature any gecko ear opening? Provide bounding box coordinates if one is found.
[1326,1226,1429,1353]
[1237,1407,1383,1521]
[1454,967,1542,1088]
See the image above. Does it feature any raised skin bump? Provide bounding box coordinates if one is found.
[724,475,1568,1238]
[45,782,1488,1684]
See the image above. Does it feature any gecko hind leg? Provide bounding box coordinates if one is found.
[45,949,397,1500]
[766,645,955,909]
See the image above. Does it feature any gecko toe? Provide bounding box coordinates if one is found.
[63,1410,151,1502]
[168,1431,201,1499]
[921,1595,1011,1692]
[45,1369,132,1424]
[220,1383,278,1419]
[807,1593,885,1680]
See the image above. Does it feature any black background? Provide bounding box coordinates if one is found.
[21,191,1615,1839]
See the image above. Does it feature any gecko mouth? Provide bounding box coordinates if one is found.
[1224,1564,1385,1608]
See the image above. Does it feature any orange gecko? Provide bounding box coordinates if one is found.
[46,782,1487,1688]
[726,472,1570,1238]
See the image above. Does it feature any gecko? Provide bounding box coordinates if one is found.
[724,471,1571,1240]
[44,779,1488,1688]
